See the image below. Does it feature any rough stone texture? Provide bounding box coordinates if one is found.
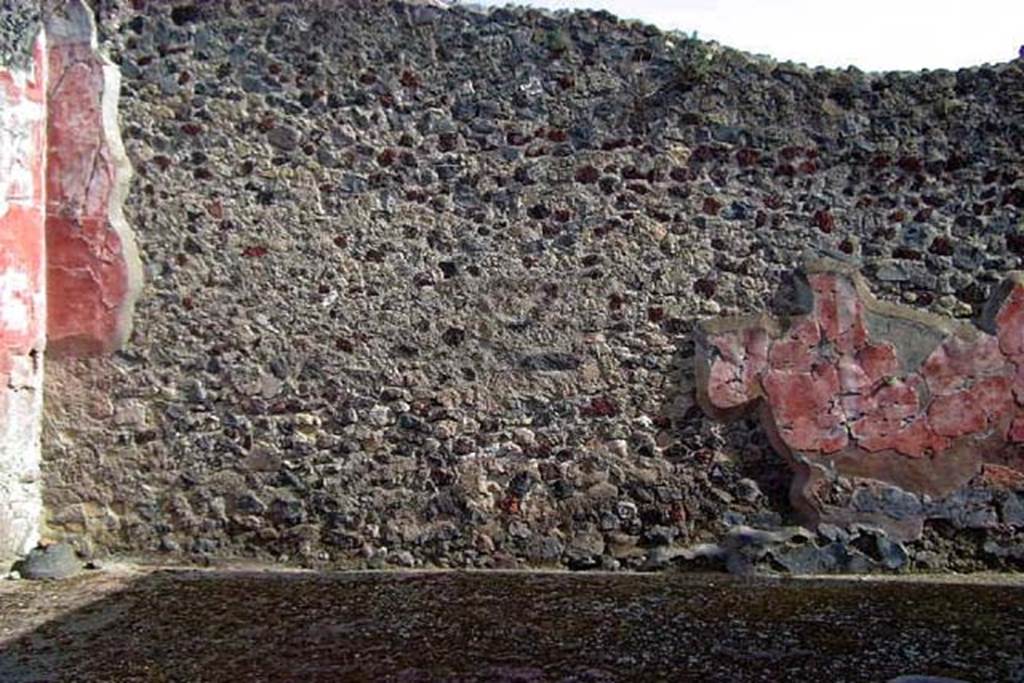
[0,0,41,71]
[0,34,47,563]
[44,0,141,356]
[37,0,1024,571]
[697,260,1024,540]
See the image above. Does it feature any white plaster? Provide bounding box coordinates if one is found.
[0,63,44,219]
[0,30,44,220]
[0,34,46,564]
[101,40,143,348]
[0,353,44,560]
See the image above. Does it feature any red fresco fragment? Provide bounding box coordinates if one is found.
[700,266,1024,468]
[809,272,867,354]
[922,334,1008,395]
[706,328,769,409]
[763,363,847,453]
[45,5,140,356]
[1008,417,1024,443]
[977,463,1024,490]
[768,318,820,372]
[1013,364,1024,406]
[928,390,989,439]
[857,342,899,383]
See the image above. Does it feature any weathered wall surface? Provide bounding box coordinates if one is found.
[40,0,1024,571]
[0,25,46,562]
[0,0,138,562]
[697,259,1024,545]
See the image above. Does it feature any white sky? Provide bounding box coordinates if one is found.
[471,0,1024,71]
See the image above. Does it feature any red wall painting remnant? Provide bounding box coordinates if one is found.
[697,259,1024,540]
[45,0,140,356]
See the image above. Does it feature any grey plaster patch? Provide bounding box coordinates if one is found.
[862,310,947,374]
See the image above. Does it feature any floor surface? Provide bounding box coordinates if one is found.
[1,565,1022,681]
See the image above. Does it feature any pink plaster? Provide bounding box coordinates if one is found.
[763,363,847,453]
[927,389,989,439]
[1013,364,1024,405]
[768,318,820,372]
[706,328,769,409]
[1008,417,1024,443]
[698,265,1024,515]
[922,334,1009,395]
[809,272,867,354]
[701,270,1024,458]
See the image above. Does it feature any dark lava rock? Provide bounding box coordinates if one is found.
[267,125,301,151]
[519,351,582,372]
[170,5,202,26]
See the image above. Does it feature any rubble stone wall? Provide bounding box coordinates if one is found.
[38,0,1024,572]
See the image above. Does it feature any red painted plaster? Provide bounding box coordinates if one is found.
[0,40,46,362]
[706,327,769,409]
[763,363,847,453]
[997,286,1024,359]
[44,2,139,356]
[698,264,1024,525]
[0,36,47,376]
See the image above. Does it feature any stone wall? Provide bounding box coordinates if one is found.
[38,0,1024,571]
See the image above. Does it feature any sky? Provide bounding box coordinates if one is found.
[470,0,1024,72]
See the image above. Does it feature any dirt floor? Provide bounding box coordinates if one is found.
[1,565,1023,681]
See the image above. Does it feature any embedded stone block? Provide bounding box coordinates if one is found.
[696,259,1024,540]
[44,0,140,356]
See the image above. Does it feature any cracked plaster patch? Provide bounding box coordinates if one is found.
[697,259,1024,539]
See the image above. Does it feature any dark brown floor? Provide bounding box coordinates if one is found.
[1,566,1022,681]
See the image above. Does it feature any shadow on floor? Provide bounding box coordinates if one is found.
[1,569,1023,681]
